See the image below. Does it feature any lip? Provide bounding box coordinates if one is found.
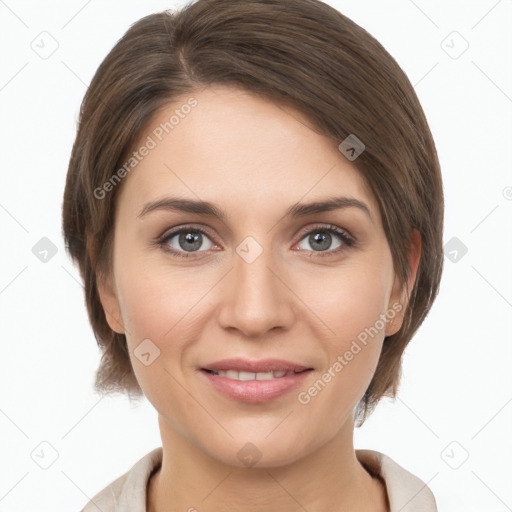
[200,368,313,403]
[201,358,313,373]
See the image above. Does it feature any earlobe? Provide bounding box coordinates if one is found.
[385,229,422,337]
[96,272,125,335]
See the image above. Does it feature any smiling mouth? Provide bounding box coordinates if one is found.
[202,368,312,380]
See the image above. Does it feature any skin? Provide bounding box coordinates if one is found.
[97,85,421,512]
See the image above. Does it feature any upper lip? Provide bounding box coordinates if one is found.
[201,358,313,373]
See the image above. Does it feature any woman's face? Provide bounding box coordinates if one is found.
[98,85,416,467]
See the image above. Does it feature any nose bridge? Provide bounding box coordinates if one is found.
[218,234,294,336]
[235,236,276,296]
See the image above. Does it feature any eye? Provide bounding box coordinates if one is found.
[295,224,355,256]
[156,223,356,259]
[158,227,216,258]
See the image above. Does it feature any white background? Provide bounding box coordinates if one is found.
[0,0,511,511]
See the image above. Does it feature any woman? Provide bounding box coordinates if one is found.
[62,0,443,510]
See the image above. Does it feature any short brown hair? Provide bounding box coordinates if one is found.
[62,0,443,426]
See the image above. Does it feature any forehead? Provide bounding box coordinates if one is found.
[116,86,378,220]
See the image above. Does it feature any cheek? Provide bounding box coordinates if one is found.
[118,276,176,342]
[115,244,210,342]
[310,258,392,346]
[299,261,391,405]
[113,258,214,388]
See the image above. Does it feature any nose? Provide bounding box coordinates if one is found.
[217,241,296,338]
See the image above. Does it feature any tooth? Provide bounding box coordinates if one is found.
[209,369,298,380]
[238,371,257,381]
[256,372,275,380]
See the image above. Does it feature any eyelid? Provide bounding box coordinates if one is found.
[295,223,355,244]
[158,223,218,242]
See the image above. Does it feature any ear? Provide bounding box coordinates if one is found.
[385,229,421,336]
[96,270,125,335]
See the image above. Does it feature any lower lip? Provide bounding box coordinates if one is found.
[200,369,313,403]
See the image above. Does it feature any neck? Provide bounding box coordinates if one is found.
[147,414,389,512]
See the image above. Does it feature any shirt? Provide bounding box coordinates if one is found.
[80,447,437,511]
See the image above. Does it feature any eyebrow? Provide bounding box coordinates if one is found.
[137,196,372,222]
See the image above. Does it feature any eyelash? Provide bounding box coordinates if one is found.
[155,223,356,260]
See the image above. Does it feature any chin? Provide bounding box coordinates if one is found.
[199,433,315,470]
